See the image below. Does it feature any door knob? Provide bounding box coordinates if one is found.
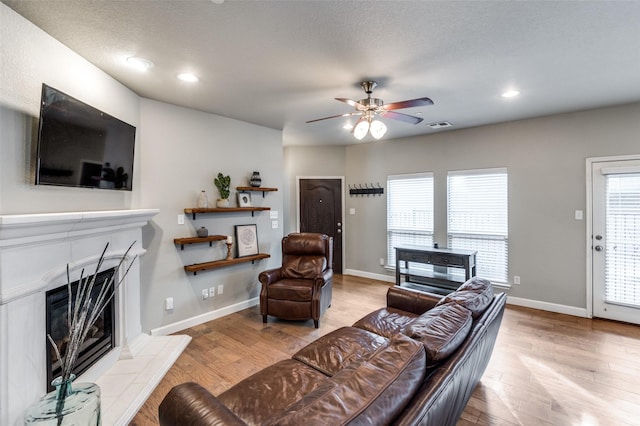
[594,245,603,252]
[337,229,342,233]
[595,235,603,240]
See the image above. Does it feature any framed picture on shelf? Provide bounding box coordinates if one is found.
[237,191,252,207]
[235,224,259,257]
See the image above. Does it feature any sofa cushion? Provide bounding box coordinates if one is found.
[282,255,327,279]
[352,307,418,338]
[436,277,494,318]
[404,302,472,366]
[293,326,389,376]
[217,359,328,425]
[265,334,426,426]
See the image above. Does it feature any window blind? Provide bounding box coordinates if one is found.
[387,173,434,266]
[447,169,508,283]
[605,173,640,307]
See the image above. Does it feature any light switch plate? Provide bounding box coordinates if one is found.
[349,208,356,215]
[575,210,583,220]
[270,210,278,219]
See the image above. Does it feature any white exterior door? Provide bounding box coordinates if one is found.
[591,158,640,324]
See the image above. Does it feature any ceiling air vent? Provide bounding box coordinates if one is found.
[427,121,453,129]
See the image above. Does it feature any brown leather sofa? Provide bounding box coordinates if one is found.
[259,233,333,328]
[159,278,506,426]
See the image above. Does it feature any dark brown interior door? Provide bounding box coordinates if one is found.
[299,179,342,273]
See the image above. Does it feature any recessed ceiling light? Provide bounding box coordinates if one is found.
[126,56,154,71]
[177,73,199,83]
[501,90,520,98]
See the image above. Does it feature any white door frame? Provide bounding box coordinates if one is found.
[585,154,640,318]
[296,176,346,272]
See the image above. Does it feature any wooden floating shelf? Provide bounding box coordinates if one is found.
[236,187,278,197]
[174,235,227,250]
[184,207,270,220]
[184,253,271,275]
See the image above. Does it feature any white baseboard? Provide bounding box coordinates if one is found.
[151,297,260,336]
[343,268,395,283]
[506,296,588,318]
[344,269,588,318]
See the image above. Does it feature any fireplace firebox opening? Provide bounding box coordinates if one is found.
[45,267,116,391]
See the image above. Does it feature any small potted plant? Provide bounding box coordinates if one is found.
[214,173,231,208]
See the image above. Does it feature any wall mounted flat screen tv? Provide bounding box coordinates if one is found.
[36,84,136,191]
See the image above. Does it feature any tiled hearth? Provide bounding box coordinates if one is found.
[0,209,190,426]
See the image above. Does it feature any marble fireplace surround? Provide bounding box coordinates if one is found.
[0,209,190,426]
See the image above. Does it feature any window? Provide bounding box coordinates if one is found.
[448,168,508,283]
[387,173,434,266]
[605,173,640,306]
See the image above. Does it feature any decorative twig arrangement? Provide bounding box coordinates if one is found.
[349,183,384,197]
[47,242,137,386]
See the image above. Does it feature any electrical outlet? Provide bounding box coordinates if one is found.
[178,214,185,225]
[201,289,209,299]
[165,297,174,310]
[379,258,385,266]
[513,275,521,285]
[218,284,224,295]
[272,220,278,229]
[209,286,216,297]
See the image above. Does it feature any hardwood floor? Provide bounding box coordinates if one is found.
[131,275,640,426]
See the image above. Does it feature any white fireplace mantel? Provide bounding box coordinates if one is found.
[0,209,190,426]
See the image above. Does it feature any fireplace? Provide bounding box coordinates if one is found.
[46,267,116,392]
[0,209,195,426]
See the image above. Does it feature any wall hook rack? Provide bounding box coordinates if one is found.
[348,183,384,197]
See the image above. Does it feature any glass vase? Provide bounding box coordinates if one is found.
[24,375,101,425]
[197,190,209,208]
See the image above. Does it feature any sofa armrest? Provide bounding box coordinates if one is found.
[258,268,283,285]
[159,382,247,426]
[387,286,442,315]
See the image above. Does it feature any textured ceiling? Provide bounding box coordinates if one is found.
[4,0,640,146]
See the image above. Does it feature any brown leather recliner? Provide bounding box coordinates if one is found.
[259,233,333,328]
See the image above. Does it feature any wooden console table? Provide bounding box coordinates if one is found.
[395,245,477,294]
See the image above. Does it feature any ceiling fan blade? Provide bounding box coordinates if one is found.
[382,97,434,111]
[335,98,366,110]
[306,111,362,123]
[379,110,424,125]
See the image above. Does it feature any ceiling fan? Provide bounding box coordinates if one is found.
[306,81,434,140]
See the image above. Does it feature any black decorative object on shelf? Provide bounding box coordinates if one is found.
[250,171,262,187]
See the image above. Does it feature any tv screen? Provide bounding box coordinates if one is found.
[35,84,136,191]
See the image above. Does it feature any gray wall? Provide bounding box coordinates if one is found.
[1,4,283,334]
[285,102,640,310]
[0,4,140,214]
[138,99,283,332]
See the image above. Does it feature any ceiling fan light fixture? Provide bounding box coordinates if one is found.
[370,120,387,139]
[353,119,370,140]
